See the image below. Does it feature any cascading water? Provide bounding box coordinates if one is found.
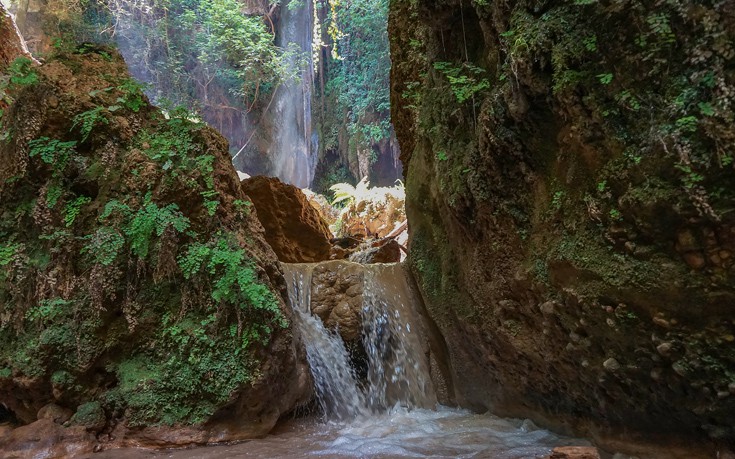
[94,262,592,458]
[283,264,367,420]
[270,0,318,188]
[362,264,436,412]
[282,262,436,420]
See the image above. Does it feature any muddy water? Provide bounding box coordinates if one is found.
[84,407,587,459]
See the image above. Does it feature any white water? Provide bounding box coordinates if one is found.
[270,0,318,188]
[283,262,437,419]
[284,264,367,420]
[361,264,436,411]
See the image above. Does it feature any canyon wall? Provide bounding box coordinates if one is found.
[389,0,735,455]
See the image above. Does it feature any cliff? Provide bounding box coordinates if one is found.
[389,0,735,455]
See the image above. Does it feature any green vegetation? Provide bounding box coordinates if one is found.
[28,137,78,176]
[72,107,109,141]
[316,0,393,183]
[433,61,490,104]
[6,57,38,87]
[0,50,289,428]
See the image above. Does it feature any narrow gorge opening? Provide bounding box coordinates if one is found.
[1,0,734,458]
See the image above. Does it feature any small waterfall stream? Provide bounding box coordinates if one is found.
[282,262,435,419]
[89,261,590,458]
[283,264,367,420]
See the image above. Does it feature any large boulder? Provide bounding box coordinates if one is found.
[310,261,365,342]
[242,175,333,263]
[0,47,310,452]
[390,0,735,456]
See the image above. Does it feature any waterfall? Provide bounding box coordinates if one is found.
[362,264,436,411]
[283,264,367,420]
[270,0,317,189]
[282,262,436,421]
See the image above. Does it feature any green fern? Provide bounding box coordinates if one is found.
[81,227,126,265]
[28,137,77,177]
[64,196,91,227]
[178,234,285,325]
[72,107,109,142]
[330,176,370,206]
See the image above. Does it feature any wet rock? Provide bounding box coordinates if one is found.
[548,446,601,459]
[242,176,332,263]
[1,419,95,458]
[37,403,73,424]
[349,238,402,264]
[603,358,621,372]
[311,261,365,341]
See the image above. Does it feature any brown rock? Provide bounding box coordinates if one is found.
[0,5,33,72]
[311,261,364,341]
[37,403,73,424]
[1,419,96,458]
[682,251,706,269]
[548,446,601,459]
[349,238,402,264]
[242,176,332,263]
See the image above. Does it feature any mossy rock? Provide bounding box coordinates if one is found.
[0,47,309,443]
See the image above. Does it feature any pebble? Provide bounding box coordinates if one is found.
[672,361,688,377]
[603,358,621,371]
[728,382,735,394]
[539,301,556,315]
[652,317,671,328]
[656,342,673,356]
[717,391,730,399]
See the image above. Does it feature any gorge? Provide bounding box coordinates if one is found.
[1,0,735,458]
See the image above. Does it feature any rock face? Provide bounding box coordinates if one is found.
[0,4,32,71]
[548,447,600,459]
[390,0,735,456]
[0,47,310,452]
[310,261,365,342]
[242,175,333,263]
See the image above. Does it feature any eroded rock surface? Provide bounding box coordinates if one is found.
[310,261,365,342]
[242,175,332,263]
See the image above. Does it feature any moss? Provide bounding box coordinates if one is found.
[0,48,290,429]
[70,401,104,428]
